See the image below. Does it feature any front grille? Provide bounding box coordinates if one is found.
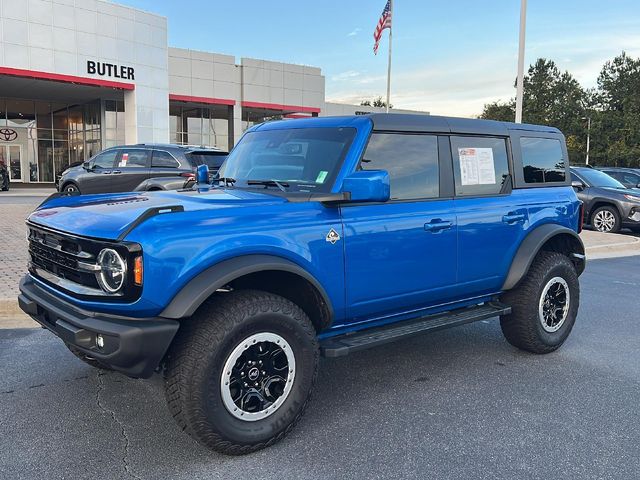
[28,225,102,294]
[27,223,143,301]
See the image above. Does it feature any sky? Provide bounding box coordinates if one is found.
[113,0,640,117]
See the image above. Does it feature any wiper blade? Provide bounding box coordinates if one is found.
[214,177,236,187]
[246,179,289,192]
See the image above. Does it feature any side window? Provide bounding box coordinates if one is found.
[152,151,180,168]
[623,172,640,186]
[521,137,566,183]
[91,150,117,169]
[450,136,510,196]
[361,133,439,200]
[117,149,149,168]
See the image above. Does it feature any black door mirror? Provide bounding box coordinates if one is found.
[571,180,585,191]
[82,161,92,170]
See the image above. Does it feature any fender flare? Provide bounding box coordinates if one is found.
[587,199,622,221]
[502,224,585,291]
[159,254,334,320]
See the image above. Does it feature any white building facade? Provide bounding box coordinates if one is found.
[0,0,426,184]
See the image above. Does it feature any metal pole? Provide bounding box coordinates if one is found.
[386,0,393,113]
[585,117,591,165]
[515,0,527,123]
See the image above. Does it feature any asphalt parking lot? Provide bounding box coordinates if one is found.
[1,256,639,480]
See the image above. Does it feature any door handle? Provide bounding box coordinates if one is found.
[112,170,122,174]
[424,220,453,233]
[502,213,526,224]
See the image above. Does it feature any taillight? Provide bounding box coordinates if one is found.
[181,172,195,180]
[577,202,584,233]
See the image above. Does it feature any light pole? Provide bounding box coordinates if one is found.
[582,116,591,165]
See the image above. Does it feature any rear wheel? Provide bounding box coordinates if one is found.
[164,290,319,455]
[591,205,620,233]
[500,251,579,354]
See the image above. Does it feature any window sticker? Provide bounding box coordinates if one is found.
[315,170,328,183]
[458,148,496,185]
[119,153,129,167]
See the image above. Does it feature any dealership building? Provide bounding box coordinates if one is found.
[0,0,426,185]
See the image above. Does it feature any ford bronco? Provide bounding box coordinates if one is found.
[19,114,585,455]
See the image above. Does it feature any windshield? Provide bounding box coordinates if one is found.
[575,168,625,189]
[218,127,356,192]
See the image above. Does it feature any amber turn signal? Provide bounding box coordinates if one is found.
[133,256,143,286]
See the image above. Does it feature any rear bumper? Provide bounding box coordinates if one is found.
[18,275,179,378]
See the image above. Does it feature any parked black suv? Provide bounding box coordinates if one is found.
[57,144,226,194]
[597,167,640,189]
[571,166,640,233]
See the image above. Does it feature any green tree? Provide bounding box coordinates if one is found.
[479,100,514,121]
[361,96,393,108]
[480,58,587,164]
[590,52,640,166]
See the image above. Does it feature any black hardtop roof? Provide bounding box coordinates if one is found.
[366,113,562,136]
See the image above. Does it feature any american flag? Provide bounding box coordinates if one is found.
[373,0,392,55]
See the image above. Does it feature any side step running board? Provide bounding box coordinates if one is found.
[320,302,511,358]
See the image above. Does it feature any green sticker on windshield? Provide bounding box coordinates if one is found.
[316,171,328,183]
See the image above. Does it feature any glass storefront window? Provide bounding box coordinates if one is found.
[169,102,230,151]
[1,98,105,183]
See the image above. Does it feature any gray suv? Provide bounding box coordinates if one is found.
[571,166,640,233]
[57,144,226,195]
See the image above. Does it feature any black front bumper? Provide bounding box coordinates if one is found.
[18,275,179,378]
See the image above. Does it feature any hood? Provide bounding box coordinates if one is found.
[28,189,286,240]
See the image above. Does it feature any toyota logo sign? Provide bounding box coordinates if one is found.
[0,128,18,142]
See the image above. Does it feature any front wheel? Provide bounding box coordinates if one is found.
[62,183,80,194]
[591,205,621,233]
[500,251,580,354]
[164,290,319,455]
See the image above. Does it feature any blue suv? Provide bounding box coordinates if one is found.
[19,114,585,454]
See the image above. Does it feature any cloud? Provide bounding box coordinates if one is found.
[330,70,362,81]
[347,28,361,37]
[327,52,517,117]
[326,29,640,118]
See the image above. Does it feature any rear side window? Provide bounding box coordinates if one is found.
[187,152,227,170]
[450,136,510,196]
[152,151,180,168]
[361,133,439,200]
[117,149,149,168]
[521,137,566,183]
[620,171,640,186]
[92,150,117,169]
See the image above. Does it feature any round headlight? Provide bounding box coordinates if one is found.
[97,248,127,293]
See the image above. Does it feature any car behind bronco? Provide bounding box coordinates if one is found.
[19,114,585,455]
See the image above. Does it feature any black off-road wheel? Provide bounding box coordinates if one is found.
[591,205,621,233]
[66,344,113,371]
[500,251,580,354]
[164,290,319,455]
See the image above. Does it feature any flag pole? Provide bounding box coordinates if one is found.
[385,0,393,113]
[515,0,527,123]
